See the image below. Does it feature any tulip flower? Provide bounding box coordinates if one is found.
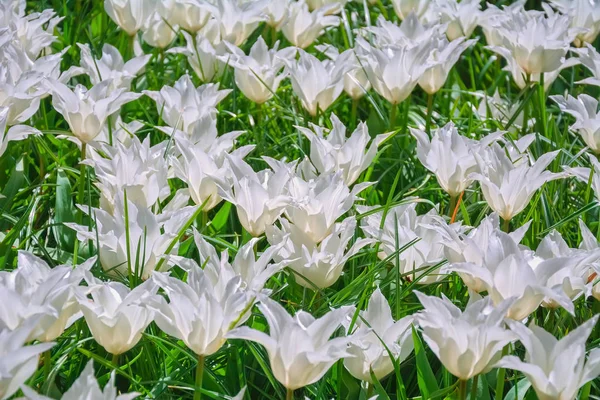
[447,232,576,320]
[487,9,577,76]
[77,43,150,91]
[410,123,502,197]
[281,0,340,49]
[263,0,289,30]
[363,14,445,49]
[0,107,40,158]
[0,251,92,342]
[390,0,430,20]
[436,213,531,292]
[430,0,482,41]
[550,0,600,47]
[287,50,347,116]
[316,44,372,100]
[144,74,230,132]
[343,288,414,383]
[104,0,155,36]
[471,144,563,222]
[218,157,291,237]
[565,153,600,206]
[476,90,532,131]
[149,265,251,357]
[76,277,158,355]
[573,43,600,86]
[359,203,455,285]
[214,0,266,46]
[551,94,600,153]
[83,135,170,213]
[48,80,141,144]
[578,220,600,301]
[170,228,285,294]
[142,11,178,49]
[0,58,47,125]
[418,37,477,95]
[497,315,600,400]
[267,217,373,289]
[67,197,197,279]
[479,1,533,47]
[297,114,391,185]
[361,40,432,105]
[221,37,294,104]
[2,7,62,60]
[306,0,347,12]
[20,359,139,400]
[0,321,54,400]
[227,298,354,391]
[159,0,215,33]
[168,30,225,83]
[415,291,516,381]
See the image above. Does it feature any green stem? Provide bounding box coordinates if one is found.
[73,142,87,265]
[495,346,509,400]
[448,195,457,218]
[458,380,467,400]
[286,388,294,400]
[194,355,205,400]
[111,353,119,369]
[538,73,547,138]
[470,375,479,400]
[43,350,52,382]
[350,98,359,129]
[426,92,435,134]
[390,103,397,129]
[502,218,510,233]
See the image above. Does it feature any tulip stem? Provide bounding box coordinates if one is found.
[73,142,87,265]
[350,99,359,129]
[470,375,479,400]
[450,192,464,224]
[111,353,119,368]
[458,379,467,400]
[502,218,510,233]
[495,346,509,400]
[286,388,294,400]
[390,103,397,129]
[426,93,435,134]
[448,195,457,218]
[43,350,52,382]
[194,355,205,400]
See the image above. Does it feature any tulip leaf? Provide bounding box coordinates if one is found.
[54,168,76,250]
[502,378,531,400]
[213,201,232,231]
[412,326,440,399]
[369,368,391,400]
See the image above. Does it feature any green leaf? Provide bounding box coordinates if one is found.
[503,378,531,400]
[213,201,232,231]
[412,326,439,399]
[54,169,76,250]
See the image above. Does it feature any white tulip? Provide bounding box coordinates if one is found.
[297,114,390,185]
[20,359,139,400]
[287,50,347,116]
[550,0,600,47]
[160,0,215,33]
[76,277,158,355]
[263,0,290,30]
[48,80,141,144]
[0,322,54,400]
[343,288,414,383]
[0,107,39,158]
[359,203,454,285]
[306,0,347,12]
[149,264,251,356]
[316,44,372,100]
[448,232,576,320]
[551,94,600,153]
[497,315,600,400]
[104,0,155,36]
[285,172,370,243]
[472,144,563,222]
[77,43,150,91]
[487,8,577,76]
[1,7,62,59]
[142,11,178,49]
[0,251,92,342]
[391,0,431,20]
[415,291,516,381]
[437,213,531,292]
[476,90,532,130]
[362,14,445,49]
[281,0,340,48]
[168,31,226,83]
[214,0,266,46]
[479,0,532,47]
[418,37,476,94]
[83,135,170,213]
[574,43,600,86]
[221,37,294,104]
[410,123,502,197]
[67,197,197,279]
[430,0,482,41]
[361,40,432,105]
[144,74,231,132]
[227,298,354,390]
[267,217,373,289]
